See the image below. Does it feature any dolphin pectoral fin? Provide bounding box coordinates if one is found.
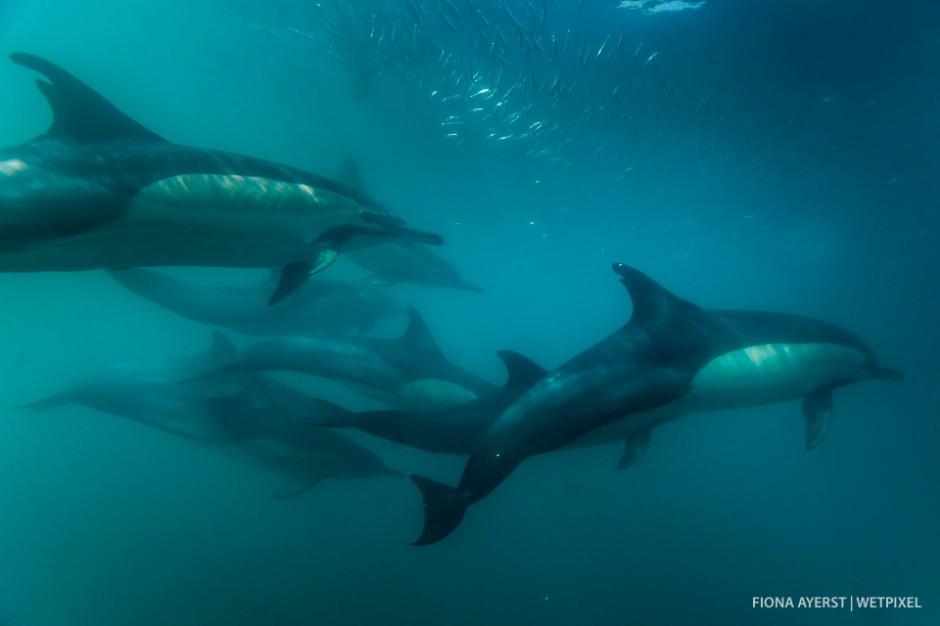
[410,474,468,546]
[269,260,313,306]
[305,243,342,276]
[618,428,652,469]
[268,239,345,306]
[802,387,834,451]
[271,474,322,499]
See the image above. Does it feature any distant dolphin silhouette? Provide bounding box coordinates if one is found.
[15,333,401,495]
[107,268,404,335]
[197,307,496,410]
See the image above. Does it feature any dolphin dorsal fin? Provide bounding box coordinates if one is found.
[611,263,700,327]
[401,307,443,356]
[496,350,547,389]
[237,375,281,413]
[209,331,237,361]
[209,375,279,424]
[335,155,365,191]
[10,53,166,143]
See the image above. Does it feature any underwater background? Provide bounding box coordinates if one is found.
[0,0,937,624]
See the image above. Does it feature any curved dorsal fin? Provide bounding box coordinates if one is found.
[496,350,547,390]
[335,155,364,191]
[10,53,166,143]
[611,263,701,327]
[209,331,237,361]
[235,375,281,414]
[400,307,443,356]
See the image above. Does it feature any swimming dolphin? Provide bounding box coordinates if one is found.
[308,350,546,454]
[107,267,404,335]
[204,375,403,496]
[14,333,401,494]
[410,263,903,544]
[346,243,485,293]
[0,53,443,304]
[198,307,496,410]
[13,330,241,417]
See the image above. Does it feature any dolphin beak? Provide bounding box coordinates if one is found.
[360,210,444,246]
[869,364,903,381]
[383,222,444,246]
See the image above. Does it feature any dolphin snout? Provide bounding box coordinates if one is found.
[869,364,903,381]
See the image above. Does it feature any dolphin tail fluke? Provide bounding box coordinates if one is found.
[410,474,467,546]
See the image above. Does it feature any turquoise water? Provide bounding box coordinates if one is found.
[0,0,937,624]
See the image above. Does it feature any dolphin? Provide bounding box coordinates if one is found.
[346,242,485,293]
[203,376,403,496]
[410,263,903,544]
[198,307,496,410]
[107,267,404,335]
[307,350,547,454]
[15,332,401,494]
[0,53,443,304]
[13,331,242,418]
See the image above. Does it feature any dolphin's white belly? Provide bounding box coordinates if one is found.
[0,174,365,270]
[575,342,868,446]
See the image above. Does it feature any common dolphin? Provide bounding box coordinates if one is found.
[410,264,903,544]
[15,333,401,494]
[199,307,496,410]
[107,267,404,335]
[0,53,443,304]
[307,350,547,454]
[204,375,403,495]
[346,243,485,293]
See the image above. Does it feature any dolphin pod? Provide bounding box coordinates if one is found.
[2,55,903,545]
